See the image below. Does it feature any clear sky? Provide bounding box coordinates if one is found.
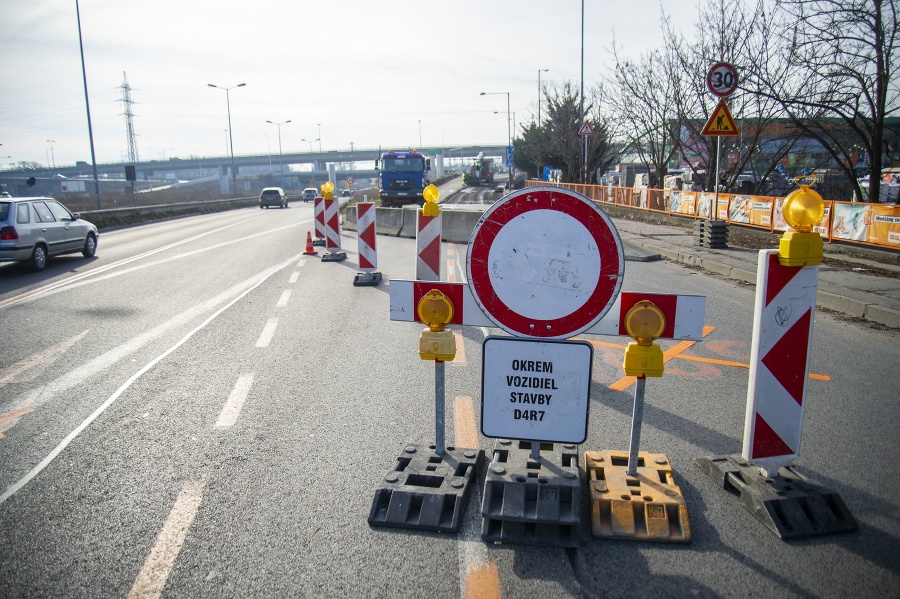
[1,0,699,168]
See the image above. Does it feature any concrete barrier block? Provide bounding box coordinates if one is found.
[815,291,867,318]
[863,304,900,329]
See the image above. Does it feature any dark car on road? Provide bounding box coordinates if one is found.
[0,196,99,271]
[259,187,288,209]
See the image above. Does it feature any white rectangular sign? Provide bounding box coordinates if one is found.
[481,336,592,444]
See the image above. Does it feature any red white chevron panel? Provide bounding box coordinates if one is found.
[356,202,377,271]
[742,250,819,473]
[314,196,325,240]
[389,281,704,340]
[324,198,341,251]
[416,210,441,281]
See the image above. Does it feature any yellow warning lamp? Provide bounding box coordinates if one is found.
[779,176,825,267]
[622,300,666,378]
[417,289,456,361]
[422,184,440,217]
[320,181,335,200]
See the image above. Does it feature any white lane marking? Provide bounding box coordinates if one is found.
[255,318,279,347]
[215,373,254,429]
[127,481,206,599]
[277,289,292,308]
[0,330,88,388]
[289,271,299,284]
[0,255,299,506]
[0,218,312,310]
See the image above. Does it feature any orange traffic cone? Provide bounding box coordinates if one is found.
[303,231,318,255]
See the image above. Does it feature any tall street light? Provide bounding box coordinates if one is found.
[208,82,246,197]
[266,119,291,183]
[480,91,511,146]
[418,120,422,149]
[302,138,319,152]
[537,68,548,125]
[495,111,517,137]
[317,123,322,151]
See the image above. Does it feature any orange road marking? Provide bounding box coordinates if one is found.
[0,408,33,425]
[454,396,479,449]
[464,561,502,599]
[676,355,748,369]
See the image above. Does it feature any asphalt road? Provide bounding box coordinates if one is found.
[0,202,897,598]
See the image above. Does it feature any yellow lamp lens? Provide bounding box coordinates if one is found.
[782,177,825,232]
[624,301,666,343]
[423,184,439,203]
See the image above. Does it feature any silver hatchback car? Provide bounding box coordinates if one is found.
[0,197,99,271]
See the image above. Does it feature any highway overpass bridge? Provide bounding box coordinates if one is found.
[0,145,507,195]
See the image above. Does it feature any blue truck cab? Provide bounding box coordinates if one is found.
[375,149,432,207]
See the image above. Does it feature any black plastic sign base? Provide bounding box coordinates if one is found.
[480,440,581,548]
[369,444,483,533]
[321,252,347,262]
[695,454,858,540]
[353,272,382,287]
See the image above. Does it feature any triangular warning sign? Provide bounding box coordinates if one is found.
[578,122,595,136]
[701,99,740,136]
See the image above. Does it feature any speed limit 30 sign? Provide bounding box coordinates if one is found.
[707,61,738,97]
[466,186,624,339]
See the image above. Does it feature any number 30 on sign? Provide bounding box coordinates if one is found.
[707,62,738,98]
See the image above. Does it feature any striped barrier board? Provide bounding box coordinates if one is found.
[322,197,346,262]
[416,210,441,281]
[389,280,705,341]
[743,249,818,475]
[354,202,381,286]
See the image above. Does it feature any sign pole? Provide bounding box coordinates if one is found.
[626,376,647,476]
[435,360,445,455]
[714,135,721,220]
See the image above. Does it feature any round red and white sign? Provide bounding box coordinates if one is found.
[707,61,739,97]
[466,186,624,339]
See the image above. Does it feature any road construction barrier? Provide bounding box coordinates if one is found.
[322,196,346,262]
[302,231,317,256]
[696,179,858,539]
[353,202,381,286]
[369,187,485,534]
[384,187,706,546]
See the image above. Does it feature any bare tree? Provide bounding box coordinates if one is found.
[601,39,682,187]
[745,0,900,202]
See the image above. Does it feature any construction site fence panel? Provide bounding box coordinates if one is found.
[527,181,900,251]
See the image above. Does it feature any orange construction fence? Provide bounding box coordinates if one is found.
[527,181,900,251]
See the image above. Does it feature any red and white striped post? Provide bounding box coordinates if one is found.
[353,202,381,286]
[742,250,818,476]
[313,196,326,246]
[321,195,346,262]
[416,208,441,281]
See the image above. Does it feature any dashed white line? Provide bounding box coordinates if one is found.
[127,481,206,599]
[255,318,279,347]
[215,373,254,429]
[289,271,300,284]
[277,289,292,307]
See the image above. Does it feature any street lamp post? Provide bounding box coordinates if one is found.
[481,91,512,188]
[418,120,422,148]
[208,82,246,197]
[537,69,548,125]
[317,123,322,151]
[495,111,516,137]
[266,119,291,184]
[302,138,319,152]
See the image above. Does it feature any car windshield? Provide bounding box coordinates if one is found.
[382,157,424,173]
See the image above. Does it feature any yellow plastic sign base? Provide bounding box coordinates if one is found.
[778,231,823,267]
[585,450,691,543]
[622,343,664,378]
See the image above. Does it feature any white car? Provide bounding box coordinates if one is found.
[0,197,99,271]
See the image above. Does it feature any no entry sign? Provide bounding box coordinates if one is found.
[466,186,624,339]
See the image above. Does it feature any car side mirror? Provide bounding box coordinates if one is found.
[73,213,81,220]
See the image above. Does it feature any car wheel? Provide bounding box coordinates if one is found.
[260,205,264,209]
[30,245,48,272]
[82,233,97,258]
